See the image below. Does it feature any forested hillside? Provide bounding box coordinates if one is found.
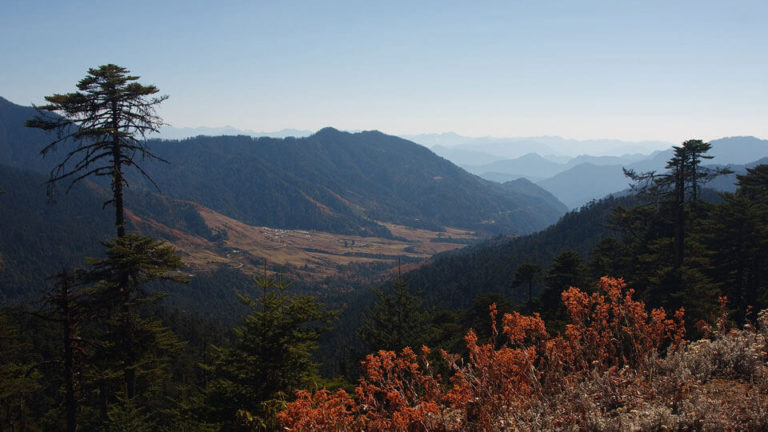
[403,195,634,309]
[134,128,566,236]
[0,165,111,301]
[0,164,238,303]
[0,98,567,238]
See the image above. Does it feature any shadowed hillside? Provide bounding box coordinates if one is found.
[133,128,567,236]
[1,98,567,238]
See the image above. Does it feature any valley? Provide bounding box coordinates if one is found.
[127,202,479,280]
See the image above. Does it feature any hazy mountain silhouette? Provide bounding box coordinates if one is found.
[0,98,567,238]
[156,125,312,140]
[132,128,566,236]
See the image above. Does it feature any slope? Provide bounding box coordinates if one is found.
[401,195,635,310]
[536,163,631,209]
[535,138,768,209]
[131,128,566,236]
[0,97,567,238]
[0,164,481,303]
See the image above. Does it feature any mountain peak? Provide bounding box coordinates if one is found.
[313,127,344,137]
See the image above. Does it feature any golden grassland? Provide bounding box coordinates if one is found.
[126,204,482,280]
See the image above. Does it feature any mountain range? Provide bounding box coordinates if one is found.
[408,134,674,161]
[131,128,567,237]
[0,97,566,237]
[0,96,567,300]
[156,125,312,140]
[4,92,767,304]
[452,137,768,209]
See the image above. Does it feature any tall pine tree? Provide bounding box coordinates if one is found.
[26,64,167,237]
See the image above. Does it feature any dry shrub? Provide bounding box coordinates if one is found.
[279,279,768,431]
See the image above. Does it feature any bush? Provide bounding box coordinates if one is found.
[280,278,768,431]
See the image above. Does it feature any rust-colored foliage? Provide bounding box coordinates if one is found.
[278,346,446,432]
[353,346,444,431]
[276,389,356,431]
[279,277,688,431]
[561,276,685,371]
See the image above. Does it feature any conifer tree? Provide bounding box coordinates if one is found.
[623,139,730,269]
[358,275,432,353]
[26,64,167,237]
[701,165,768,319]
[539,251,585,327]
[512,263,541,303]
[78,234,187,424]
[603,140,732,322]
[0,313,43,430]
[33,271,88,432]
[205,266,336,430]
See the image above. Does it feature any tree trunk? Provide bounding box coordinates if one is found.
[112,101,125,238]
[527,279,533,303]
[62,279,77,432]
[673,153,686,270]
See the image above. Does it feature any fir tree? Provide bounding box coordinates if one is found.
[0,312,43,431]
[512,263,541,304]
[78,234,187,425]
[204,266,336,430]
[540,251,586,328]
[32,271,88,432]
[358,275,432,353]
[26,64,167,237]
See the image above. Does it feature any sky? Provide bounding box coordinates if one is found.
[1,0,767,143]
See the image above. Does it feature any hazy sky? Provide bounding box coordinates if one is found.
[2,0,766,142]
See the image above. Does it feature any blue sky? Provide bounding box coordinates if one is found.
[1,0,766,142]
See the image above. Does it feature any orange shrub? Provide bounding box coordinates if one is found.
[561,276,685,371]
[277,389,356,431]
[354,346,444,431]
[280,277,688,431]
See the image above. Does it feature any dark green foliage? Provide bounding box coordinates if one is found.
[0,312,43,431]
[358,276,432,353]
[512,263,542,303]
[737,164,768,200]
[73,234,188,429]
[606,141,733,325]
[403,195,632,310]
[35,271,86,432]
[540,251,586,327]
[699,165,768,321]
[543,251,586,294]
[466,291,516,343]
[0,164,226,304]
[79,234,187,308]
[126,129,565,237]
[204,268,336,430]
[0,165,112,302]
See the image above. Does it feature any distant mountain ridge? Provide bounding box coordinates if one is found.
[0,97,567,238]
[407,133,674,162]
[453,136,768,209]
[133,128,566,236]
[535,138,768,209]
[156,125,312,140]
[536,163,632,209]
